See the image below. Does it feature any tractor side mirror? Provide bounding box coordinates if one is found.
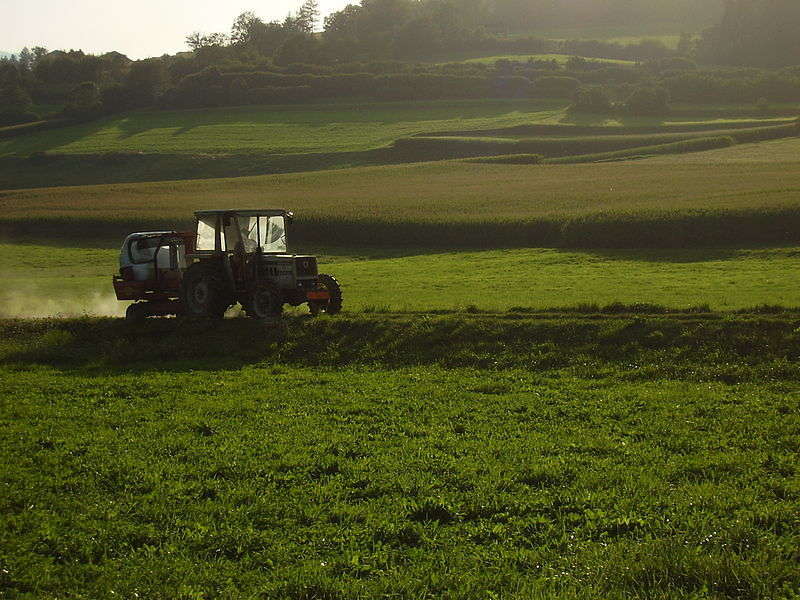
[285,211,294,224]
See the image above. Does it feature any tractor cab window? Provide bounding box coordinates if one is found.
[260,216,286,253]
[237,215,287,253]
[196,217,216,251]
[222,216,242,252]
[240,217,260,253]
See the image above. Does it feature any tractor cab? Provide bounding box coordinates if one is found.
[193,209,291,256]
[180,209,339,319]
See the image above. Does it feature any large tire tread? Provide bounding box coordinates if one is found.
[244,282,284,319]
[311,273,342,316]
[181,262,231,319]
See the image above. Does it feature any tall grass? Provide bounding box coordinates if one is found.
[3,160,800,249]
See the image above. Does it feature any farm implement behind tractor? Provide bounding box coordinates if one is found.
[113,209,342,322]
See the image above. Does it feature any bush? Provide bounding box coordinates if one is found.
[100,83,132,113]
[571,86,613,114]
[373,74,490,101]
[0,84,33,112]
[63,81,103,119]
[490,75,531,98]
[624,86,670,115]
[228,77,250,105]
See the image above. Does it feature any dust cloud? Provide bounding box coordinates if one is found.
[0,282,126,319]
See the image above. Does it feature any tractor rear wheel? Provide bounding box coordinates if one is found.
[126,302,149,324]
[181,263,231,319]
[309,274,343,316]
[244,283,283,319]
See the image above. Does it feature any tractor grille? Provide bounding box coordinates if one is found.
[294,256,318,277]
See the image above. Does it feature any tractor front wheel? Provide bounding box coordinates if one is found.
[309,274,343,316]
[181,263,231,319]
[244,283,283,319]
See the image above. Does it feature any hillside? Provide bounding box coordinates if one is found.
[1,99,796,190]
[0,100,568,157]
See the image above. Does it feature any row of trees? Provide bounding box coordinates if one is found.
[0,0,798,126]
[183,0,683,66]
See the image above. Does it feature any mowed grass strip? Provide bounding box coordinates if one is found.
[0,100,568,157]
[3,160,800,248]
[4,244,800,315]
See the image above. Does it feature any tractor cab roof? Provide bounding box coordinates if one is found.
[194,209,292,218]
[125,231,177,238]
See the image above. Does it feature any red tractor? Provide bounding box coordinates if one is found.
[113,209,342,322]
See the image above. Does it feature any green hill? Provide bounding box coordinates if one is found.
[2,99,796,190]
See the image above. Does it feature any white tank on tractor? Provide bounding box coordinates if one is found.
[118,232,187,282]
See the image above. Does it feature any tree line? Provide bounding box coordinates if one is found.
[0,0,797,126]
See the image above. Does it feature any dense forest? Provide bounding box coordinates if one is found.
[697,0,800,67]
[0,0,798,126]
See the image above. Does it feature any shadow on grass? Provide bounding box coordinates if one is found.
[0,147,398,191]
[0,117,114,156]
[2,313,799,380]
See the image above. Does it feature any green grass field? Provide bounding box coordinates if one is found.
[3,87,800,599]
[1,99,794,190]
[644,137,800,163]
[1,316,799,598]
[3,244,800,317]
[3,136,800,315]
[2,102,790,159]
[0,100,569,157]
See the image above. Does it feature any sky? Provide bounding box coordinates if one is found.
[2,0,352,59]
